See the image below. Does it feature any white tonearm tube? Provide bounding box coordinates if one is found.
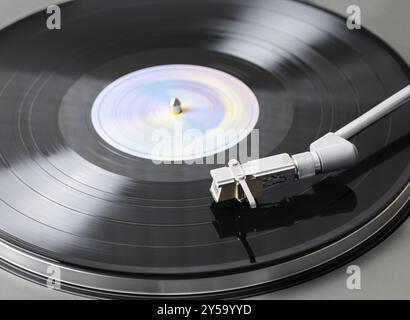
[210,85,410,208]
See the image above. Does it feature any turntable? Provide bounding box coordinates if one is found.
[0,0,409,299]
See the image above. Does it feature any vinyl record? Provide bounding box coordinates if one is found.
[0,0,409,298]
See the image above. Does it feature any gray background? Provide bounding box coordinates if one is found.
[0,0,409,299]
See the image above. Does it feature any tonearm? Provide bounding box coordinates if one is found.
[210,85,410,208]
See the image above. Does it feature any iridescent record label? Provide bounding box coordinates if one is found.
[91,64,260,161]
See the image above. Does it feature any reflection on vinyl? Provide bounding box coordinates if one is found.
[0,0,408,298]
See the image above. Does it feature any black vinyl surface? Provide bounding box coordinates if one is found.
[0,0,409,293]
